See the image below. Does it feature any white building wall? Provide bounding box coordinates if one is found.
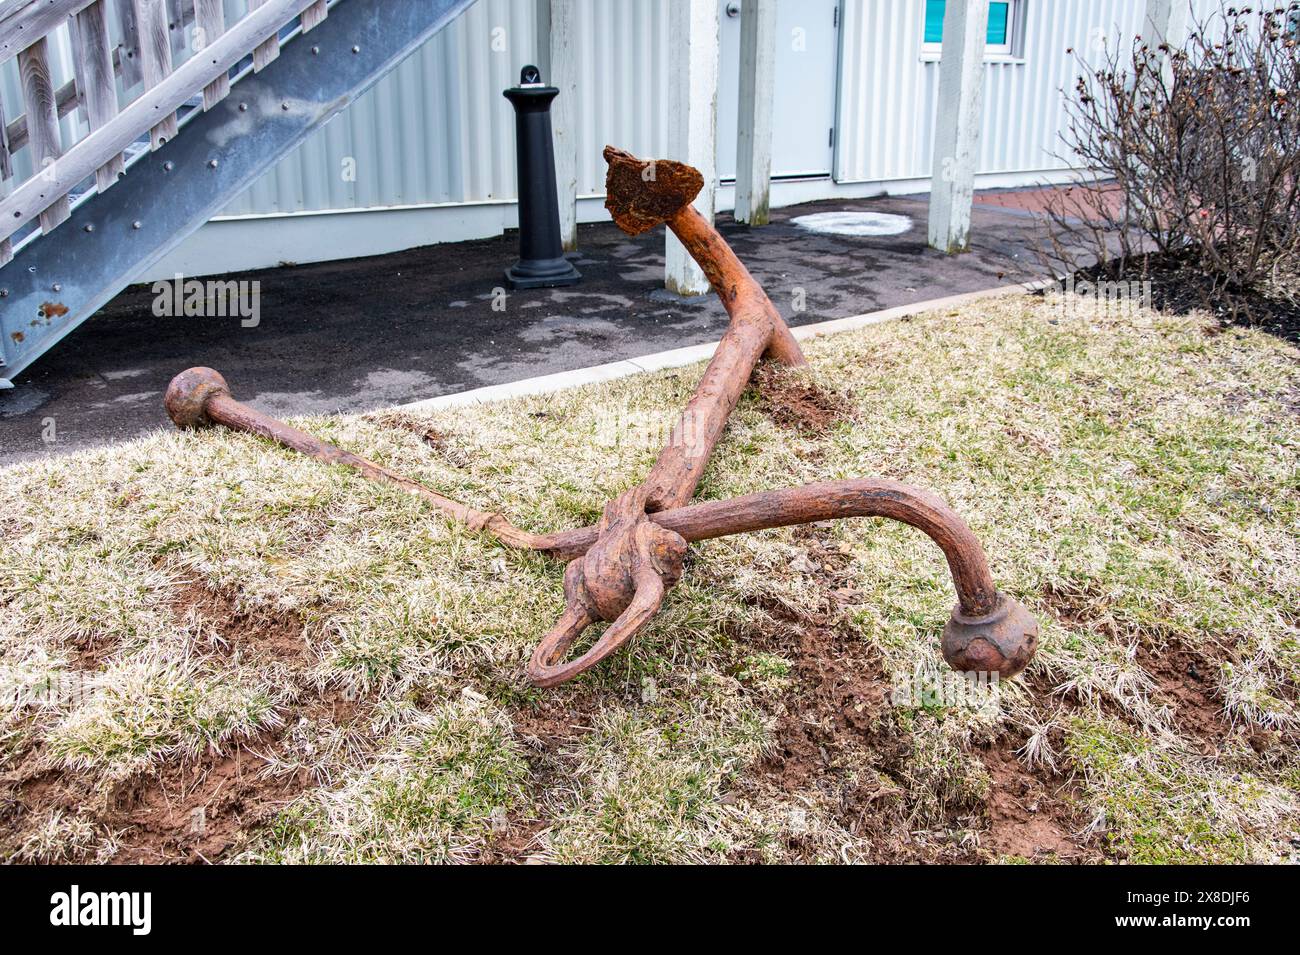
[148,0,1229,276]
[835,0,1222,186]
[221,0,540,214]
[570,0,673,196]
[218,0,672,216]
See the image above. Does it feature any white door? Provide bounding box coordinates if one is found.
[716,0,840,181]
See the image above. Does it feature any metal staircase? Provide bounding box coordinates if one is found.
[0,0,474,389]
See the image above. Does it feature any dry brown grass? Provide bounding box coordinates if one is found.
[1,294,1297,863]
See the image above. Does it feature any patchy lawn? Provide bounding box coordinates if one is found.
[1,294,1297,864]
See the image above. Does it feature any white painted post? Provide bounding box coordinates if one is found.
[734,0,776,226]
[665,0,719,295]
[545,0,579,251]
[534,0,551,76]
[1143,0,1190,51]
[927,0,988,255]
[1143,0,1190,86]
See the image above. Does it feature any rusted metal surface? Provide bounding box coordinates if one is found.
[165,146,1039,688]
[602,148,805,512]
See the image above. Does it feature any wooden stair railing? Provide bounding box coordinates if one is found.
[0,0,475,389]
[0,0,333,266]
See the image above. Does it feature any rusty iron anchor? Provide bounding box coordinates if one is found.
[164,146,1038,688]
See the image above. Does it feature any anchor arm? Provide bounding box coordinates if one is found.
[531,479,1039,681]
[643,479,1039,679]
[527,556,668,688]
[649,480,999,614]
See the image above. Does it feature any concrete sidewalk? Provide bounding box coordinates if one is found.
[0,189,1052,466]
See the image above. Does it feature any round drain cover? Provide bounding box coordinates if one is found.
[790,211,913,237]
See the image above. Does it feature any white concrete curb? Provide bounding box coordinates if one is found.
[401,280,1049,413]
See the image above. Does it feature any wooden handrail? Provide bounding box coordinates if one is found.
[0,1,98,65]
[0,0,321,245]
[2,2,199,154]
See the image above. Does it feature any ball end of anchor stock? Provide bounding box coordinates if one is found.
[941,595,1039,680]
[165,366,231,429]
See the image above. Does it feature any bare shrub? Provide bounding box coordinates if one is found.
[1041,5,1300,327]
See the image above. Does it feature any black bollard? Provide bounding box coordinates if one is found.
[502,65,581,289]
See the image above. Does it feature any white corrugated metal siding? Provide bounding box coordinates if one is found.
[834,0,1145,183]
[159,0,1230,222]
[835,0,1226,184]
[223,0,541,214]
[0,0,1235,222]
[221,0,674,215]
[571,0,671,195]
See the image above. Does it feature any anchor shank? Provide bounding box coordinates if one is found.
[642,204,804,511]
[641,302,771,511]
[666,203,804,367]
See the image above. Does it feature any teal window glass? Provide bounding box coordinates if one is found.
[924,1,1013,46]
[987,2,1010,45]
[923,0,945,44]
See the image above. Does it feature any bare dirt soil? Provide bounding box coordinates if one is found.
[1,577,371,864]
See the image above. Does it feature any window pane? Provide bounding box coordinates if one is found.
[924,0,946,44]
[925,1,1013,47]
[987,2,1010,45]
